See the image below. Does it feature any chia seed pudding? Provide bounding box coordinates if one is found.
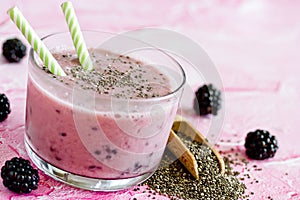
[25,48,182,180]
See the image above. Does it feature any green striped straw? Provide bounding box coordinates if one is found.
[7,6,66,76]
[61,1,93,71]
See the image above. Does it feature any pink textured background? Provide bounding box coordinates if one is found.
[1,0,300,199]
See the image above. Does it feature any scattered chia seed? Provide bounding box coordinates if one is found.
[60,132,67,137]
[141,133,246,199]
[217,140,278,199]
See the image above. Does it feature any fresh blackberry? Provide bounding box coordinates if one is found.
[1,157,39,194]
[193,84,221,116]
[244,129,279,160]
[0,93,11,122]
[2,38,26,62]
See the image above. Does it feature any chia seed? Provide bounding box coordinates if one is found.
[52,49,171,99]
[142,133,246,199]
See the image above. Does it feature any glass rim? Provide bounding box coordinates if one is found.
[29,30,186,103]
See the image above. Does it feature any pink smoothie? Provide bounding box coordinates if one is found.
[25,49,181,180]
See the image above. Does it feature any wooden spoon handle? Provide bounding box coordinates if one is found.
[167,130,199,179]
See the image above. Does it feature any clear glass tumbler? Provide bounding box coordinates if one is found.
[25,31,185,191]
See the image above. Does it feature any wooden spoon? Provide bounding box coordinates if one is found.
[167,115,225,179]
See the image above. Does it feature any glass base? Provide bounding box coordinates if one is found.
[24,139,153,191]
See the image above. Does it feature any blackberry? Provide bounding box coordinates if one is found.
[1,157,39,194]
[193,84,221,116]
[0,93,11,122]
[244,130,279,160]
[2,38,26,62]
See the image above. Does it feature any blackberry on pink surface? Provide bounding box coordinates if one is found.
[193,84,221,116]
[0,93,11,122]
[244,130,279,160]
[1,157,39,194]
[2,38,26,63]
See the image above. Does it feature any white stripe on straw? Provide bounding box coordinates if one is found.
[61,1,93,71]
[7,6,66,76]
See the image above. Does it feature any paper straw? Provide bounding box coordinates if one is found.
[61,1,93,71]
[7,6,66,76]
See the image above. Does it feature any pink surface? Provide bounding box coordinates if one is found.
[1,0,300,199]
